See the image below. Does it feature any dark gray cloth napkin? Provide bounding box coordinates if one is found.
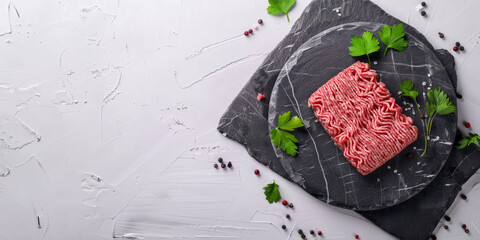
[217,0,478,239]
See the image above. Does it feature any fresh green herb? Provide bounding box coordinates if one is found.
[379,24,409,56]
[263,180,281,203]
[399,78,421,116]
[456,133,480,149]
[421,87,456,156]
[270,111,304,156]
[267,0,296,22]
[348,31,380,67]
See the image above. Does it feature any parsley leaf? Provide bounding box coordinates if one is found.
[270,111,304,156]
[349,31,380,67]
[399,78,421,116]
[278,111,304,131]
[267,0,296,22]
[399,78,418,98]
[379,24,409,56]
[456,133,480,149]
[263,180,281,203]
[421,87,456,156]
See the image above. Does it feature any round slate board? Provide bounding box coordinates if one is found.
[268,22,457,210]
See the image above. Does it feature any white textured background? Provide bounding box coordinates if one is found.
[0,0,479,239]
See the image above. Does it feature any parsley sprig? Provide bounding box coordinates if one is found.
[379,24,409,56]
[270,111,304,156]
[263,180,281,203]
[348,31,380,67]
[348,24,409,66]
[422,87,456,156]
[267,0,296,22]
[399,78,421,116]
[456,133,480,149]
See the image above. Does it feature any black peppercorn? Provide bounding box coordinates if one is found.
[465,229,470,233]
[421,10,427,16]
[301,234,306,239]
[282,225,286,230]
[444,225,449,230]
[430,234,437,240]
[455,42,460,47]
[218,158,223,163]
[444,215,451,221]
[298,229,303,234]
[310,230,315,235]
[286,214,291,219]
[289,203,294,208]
[460,193,467,200]
[227,162,232,168]
[459,46,465,51]
[421,2,426,6]
[456,93,463,99]
[438,32,444,38]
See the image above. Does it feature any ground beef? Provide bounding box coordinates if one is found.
[308,62,418,175]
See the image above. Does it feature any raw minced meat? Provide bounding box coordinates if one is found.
[308,62,418,175]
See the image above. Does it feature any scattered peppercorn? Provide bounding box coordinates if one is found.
[318,231,323,236]
[244,31,249,36]
[227,162,232,168]
[248,29,253,33]
[438,32,444,39]
[461,193,467,200]
[444,225,449,230]
[310,230,315,235]
[221,163,226,168]
[465,229,470,234]
[254,169,260,175]
[298,229,304,235]
[355,234,360,239]
[289,203,294,208]
[218,158,223,163]
[258,19,263,24]
[465,122,471,128]
[286,214,291,219]
[301,234,306,239]
[456,93,463,99]
[462,224,467,229]
[459,46,465,51]
[453,46,459,52]
[407,153,414,159]
[214,163,218,168]
[421,2,426,6]
[282,225,286,230]
[430,234,437,240]
[421,10,426,16]
[282,200,288,206]
[444,215,451,221]
[455,42,461,47]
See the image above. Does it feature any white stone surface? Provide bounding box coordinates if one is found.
[0,0,478,239]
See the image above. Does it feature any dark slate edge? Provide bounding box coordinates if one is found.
[434,49,457,90]
[358,134,480,240]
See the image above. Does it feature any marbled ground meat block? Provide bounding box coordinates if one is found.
[308,62,418,175]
